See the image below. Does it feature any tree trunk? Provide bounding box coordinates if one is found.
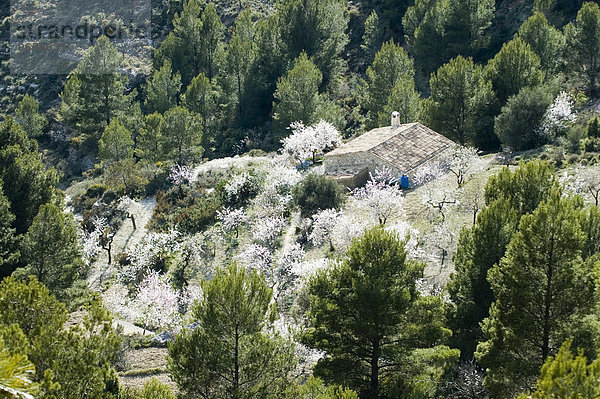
[369,341,380,399]
[233,326,240,399]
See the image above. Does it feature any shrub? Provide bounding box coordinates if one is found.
[292,174,345,217]
[495,86,553,151]
[175,195,222,234]
[588,117,600,138]
[583,137,600,152]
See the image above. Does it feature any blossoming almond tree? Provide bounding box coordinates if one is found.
[351,169,404,225]
[281,120,342,164]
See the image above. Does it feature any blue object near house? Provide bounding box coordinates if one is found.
[400,175,410,189]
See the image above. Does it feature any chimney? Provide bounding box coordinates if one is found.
[391,111,400,128]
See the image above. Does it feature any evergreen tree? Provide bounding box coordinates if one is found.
[494,85,553,151]
[410,0,495,76]
[518,340,600,399]
[181,72,218,148]
[155,0,225,85]
[476,191,596,398]
[0,338,38,398]
[168,263,296,398]
[302,228,458,398]
[225,10,257,119]
[421,56,497,148]
[565,2,600,95]
[484,160,558,217]
[516,12,565,75]
[0,117,58,236]
[447,198,519,358]
[161,106,203,164]
[16,203,84,299]
[136,112,165,164]
[0,185,19,276]
[144,60,182,114]
[402,0,438,46]
[292,173,345,218]
[361,11,385,65]
[588,116,600,138]
[277,0,349,89]
[139,378,176,399]
[272,53,323,134]
[98,119,135,164]
[484,38,544,106]
[359,40,416,130]
[59,36,136,142]
[14,95,46,138]
[379,74,421,126]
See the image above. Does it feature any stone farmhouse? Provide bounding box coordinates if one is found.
[324,112,456,187]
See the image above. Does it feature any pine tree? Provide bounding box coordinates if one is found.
[277,0,349,89]
[422,56,497,148]
[476,191,596,398]
[144,60,182,114]
[0,117,58,236]
[359,40,416,130]
[272,53,323,134]
[199,3,225,80]
[379,75,420,126]
[302,227,458,398]
[447,198,519,358]
[16,203,84,299]
[226,10,256,119]
[0,185,19,276]
[168,263,295,398]
[516,12,565,75]
[59,36,136,142]
[588,116,600,138]
[518,340,600,399]
[14,95,46,138]
[484,38,544,106]
[565,2,600,95]
[181,73,218,147]
[161,106,203,165]
[98,118,134,164]
[136,113,165,163]
[361,11,385,65]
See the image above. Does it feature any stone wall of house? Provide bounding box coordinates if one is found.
[324,152,401,176]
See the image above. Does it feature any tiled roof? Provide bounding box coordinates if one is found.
[326,122,455,173]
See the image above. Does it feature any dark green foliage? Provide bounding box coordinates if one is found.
[175,194,222,234]
[144,60,182,114]
[484,160,558,216]
[476,191,596,398]
[408,0,495,77]
[14,95,47,138]
[59,36,137,142]
[292,173,345,218]
[494,85,553,151]
[422,56,497,148]
[447,198,519,358]
[361,11,385,66]
[136,113,165,164]
[565,2,600,95]
[277,0,349,90]
[588,116,600,138]
[0,117,58,236]
[160,106,203,164]
[168,263,295,398]
[0,185,20,275]
[359,40,418,129]
[302,228,458,398]
[181,72,219,149]
[519,340,600,399]
[154,0,225,85]
[14,203,85,301]
[484,38,545,106]
[272,53,324,135]
[0,277,122,398]
[98,118,135,164]
[516,12,565,75]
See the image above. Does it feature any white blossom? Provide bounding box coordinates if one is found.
[281,120,342,164]
[446,146,478,187]
[309,209,339,249]
[224,172,257,204]
[540,91,576,138]
[120,230,179,284]
[237,244,273,274]
[352,171,404,225]
[133,270,181,331]
[102,282,135,321]
[252,215,286,247]
[217,207,247,235]
[169,164,193,186]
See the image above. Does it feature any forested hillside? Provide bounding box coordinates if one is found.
[3,0,600,398]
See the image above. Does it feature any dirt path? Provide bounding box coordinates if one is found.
[87,197,157,291]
